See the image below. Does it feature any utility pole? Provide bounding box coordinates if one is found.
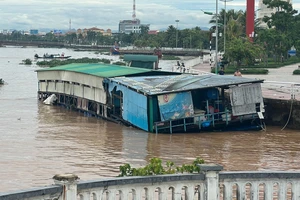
[215,0,219,74]
[175,20,179,48]
[220,0,233,54]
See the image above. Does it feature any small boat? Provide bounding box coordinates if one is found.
[34,53,71,59]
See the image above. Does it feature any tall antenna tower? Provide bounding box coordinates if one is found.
[69,19,71,30]
[132,0,136,21]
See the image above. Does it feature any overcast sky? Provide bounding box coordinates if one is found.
[1,0,300,31]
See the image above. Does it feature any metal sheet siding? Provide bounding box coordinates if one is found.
[83,87,94,100]
[37,71,104,89]
[39,82,47,92]
[47,82,56,92]
[95,88,106,104]
[109,82,148,131]
[123,88,148,131]
[74,85,83,97]
[65,83,73,95]
[56,83,64,93]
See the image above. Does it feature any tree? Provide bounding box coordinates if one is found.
[209,9,245,52]
[86,31,97,44]
[262,0,298,61]
[65,33,77,44]
[165,25,177,47]
[140,25,150,36]
[227,37,263,66]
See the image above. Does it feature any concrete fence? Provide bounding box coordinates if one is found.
[1,164,300,200]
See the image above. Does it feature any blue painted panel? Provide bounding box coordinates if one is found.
[108,82,149,131]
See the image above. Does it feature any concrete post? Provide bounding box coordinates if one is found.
[198,164,223,200]
[53,174,79,200]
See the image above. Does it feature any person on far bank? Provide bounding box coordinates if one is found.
[176,61,180,70]
[218,67,225,75]
[234,69,242,77]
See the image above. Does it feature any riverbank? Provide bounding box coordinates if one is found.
[191,62,300,130]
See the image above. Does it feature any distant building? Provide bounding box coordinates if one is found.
[258,0,292,28]
[119,19,149,34]
[30,29,39,35]
[76,27,112,37]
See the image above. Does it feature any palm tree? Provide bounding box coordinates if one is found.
[209,9,245,51]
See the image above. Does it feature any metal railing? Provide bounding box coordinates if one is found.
[154,110,232,134]
[2,165,300,200]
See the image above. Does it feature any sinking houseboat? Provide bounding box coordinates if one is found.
[36,63,265,133]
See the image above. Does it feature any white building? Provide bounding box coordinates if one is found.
[118,19,149,34]
[258,0,292,28]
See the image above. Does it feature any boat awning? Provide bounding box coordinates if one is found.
[123,54,158,62]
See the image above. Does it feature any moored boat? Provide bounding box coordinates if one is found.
[34,53,71,59]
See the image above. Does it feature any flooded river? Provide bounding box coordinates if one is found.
[0,47,300,193]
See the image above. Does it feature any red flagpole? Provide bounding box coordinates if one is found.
[246,0,255,42]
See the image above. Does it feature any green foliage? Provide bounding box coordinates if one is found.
[226,37,263,66]
[36,57,111,67]
[293,69,300,75]
[118,157,204,177]
[212,67,268,74]
[161,55,181,60]
[113,61,126,66]
[0,78,4,85]
[22,58,32,65]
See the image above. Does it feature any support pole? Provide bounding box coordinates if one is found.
[210,33,212,67]
[215,0,219,74]
[53,174,79,200]
[198,164,223,200]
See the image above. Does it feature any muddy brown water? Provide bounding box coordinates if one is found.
[0,47,300,193]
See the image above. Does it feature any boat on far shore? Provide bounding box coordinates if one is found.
[34,53,71,59]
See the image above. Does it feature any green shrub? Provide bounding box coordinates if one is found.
[118,157,204,177]
[113,61,127,66]
[211,67,268,74]
[293,69,300,75]
[0,78,4,85]
[22,58,32,65]
[161,55,181,60]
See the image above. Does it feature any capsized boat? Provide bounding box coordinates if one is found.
[35,62,265,134]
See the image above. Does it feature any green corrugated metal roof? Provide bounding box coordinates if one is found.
[124,54,158,62]
[36,63,152,78]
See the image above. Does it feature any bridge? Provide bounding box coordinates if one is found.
[0,40,211,56]
[1,164,299,200]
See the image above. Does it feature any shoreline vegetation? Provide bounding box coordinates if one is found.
[36,57,125,68]
[118,157,204,177]
[33,55,300,75]
[213,56,300,75]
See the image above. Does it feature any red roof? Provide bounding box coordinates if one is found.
[148,30,159,35]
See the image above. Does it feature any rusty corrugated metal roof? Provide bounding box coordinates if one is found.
[110,74,264,95]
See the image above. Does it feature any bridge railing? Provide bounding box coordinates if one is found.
[1,165,300,200]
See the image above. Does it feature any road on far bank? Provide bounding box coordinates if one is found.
[191,62,300,101]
